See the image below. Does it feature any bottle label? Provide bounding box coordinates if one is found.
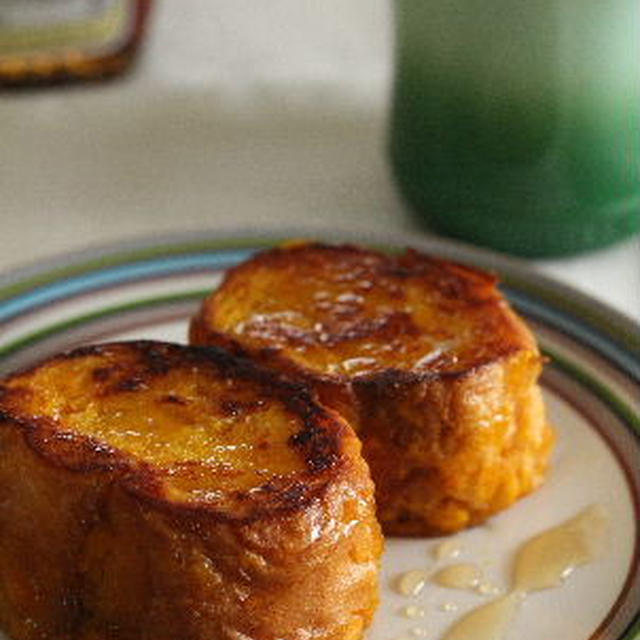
[0,0,135,60]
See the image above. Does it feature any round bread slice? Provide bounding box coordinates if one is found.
[190,243,555,536]
[0,341,382,640]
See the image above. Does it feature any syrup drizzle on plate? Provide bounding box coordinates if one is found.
[442,504,608,640]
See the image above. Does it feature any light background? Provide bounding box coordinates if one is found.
[0,0,638,320]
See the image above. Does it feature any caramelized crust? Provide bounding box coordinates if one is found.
[190,243,555,535]
[0,341,382,640]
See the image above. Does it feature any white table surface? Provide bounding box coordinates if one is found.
[1,0,638,322]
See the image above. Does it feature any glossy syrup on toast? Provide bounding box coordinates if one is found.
[191,243,555,535]
[0,341,382,640]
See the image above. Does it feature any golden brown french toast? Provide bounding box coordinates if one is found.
[0,341,382,640]
[190,243,555,536]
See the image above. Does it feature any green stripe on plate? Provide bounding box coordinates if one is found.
[622,615,639,640]
[0,290,208,360]
[542,345,640,434]
[504,273,640,356]
[0,237,274,302]
[2,288,638,438]
[0,238,399,304]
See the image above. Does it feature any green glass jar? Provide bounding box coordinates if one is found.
[390,0,639,257]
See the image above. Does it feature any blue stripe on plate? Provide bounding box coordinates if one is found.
[0,249,253,323]
[2,240,637,390]
[504,287,640,384]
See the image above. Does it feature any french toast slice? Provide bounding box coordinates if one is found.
[190,243,555,536]
[0,341,382,640]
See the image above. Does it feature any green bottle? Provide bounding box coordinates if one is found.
[390,0,639,257]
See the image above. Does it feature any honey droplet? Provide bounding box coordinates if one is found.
[433,539,464,561]
[514,504,608,593]
[401,605,426,619]
[476,581,503,596]
[396,570,429,596]
[432,563,482,590]
[442,591,523,640]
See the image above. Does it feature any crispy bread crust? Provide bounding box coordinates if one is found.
[0,341,382,640]
[190,243,555,535]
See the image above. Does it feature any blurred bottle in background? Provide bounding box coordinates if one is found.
[0,0,152,87]
[390,0,639,257]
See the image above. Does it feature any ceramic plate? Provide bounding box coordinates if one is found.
[0,231,638,640]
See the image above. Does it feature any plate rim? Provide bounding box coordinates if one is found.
[1,227,637,353]
[0,228,638,640]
